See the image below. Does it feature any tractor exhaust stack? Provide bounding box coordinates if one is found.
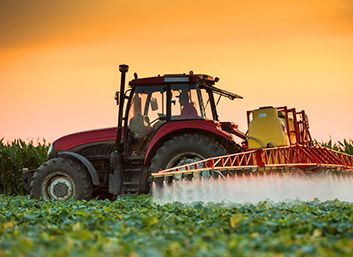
[116,64,129,148]
[109,64,129,195]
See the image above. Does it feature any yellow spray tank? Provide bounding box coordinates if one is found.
[247,106,290,149]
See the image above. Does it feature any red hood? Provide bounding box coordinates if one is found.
[53,127,117,151]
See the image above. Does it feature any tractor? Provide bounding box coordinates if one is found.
[28,64,246,200]
[27,65,353,200]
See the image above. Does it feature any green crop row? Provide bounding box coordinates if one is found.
[0,139,352,195]
[0,139,48,195]
[1,195,353,257]
[320,139,353,155]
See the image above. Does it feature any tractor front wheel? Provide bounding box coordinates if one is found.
[31,158,93,200]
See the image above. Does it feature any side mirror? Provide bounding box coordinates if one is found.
[115,91,120,106]
[151,97,158,111]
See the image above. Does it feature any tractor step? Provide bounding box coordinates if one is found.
[126,155,144,161]
[120,182,140,195]
[126,156,144,166]
[125,168,143,173]
[122,181,140,185]
[119,167,145,195]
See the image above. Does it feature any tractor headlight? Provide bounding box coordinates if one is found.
[47,144,54,157]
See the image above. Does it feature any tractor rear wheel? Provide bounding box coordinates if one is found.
[149,133,227,189]
[31,158,93,200]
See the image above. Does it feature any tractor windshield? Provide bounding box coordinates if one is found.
[128,84,215,140]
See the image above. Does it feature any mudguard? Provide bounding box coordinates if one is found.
[57,151,100,185]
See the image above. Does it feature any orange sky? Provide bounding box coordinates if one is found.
[1,0,352,142]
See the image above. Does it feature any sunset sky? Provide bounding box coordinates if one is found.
[1,0,352,142]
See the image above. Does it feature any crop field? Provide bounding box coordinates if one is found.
[1,195,353,257]
[1,139,353,256]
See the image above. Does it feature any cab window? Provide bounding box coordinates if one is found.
[170,85,202,120]
[128,86,167,138]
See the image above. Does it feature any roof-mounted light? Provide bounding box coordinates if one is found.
[164,76,190,83]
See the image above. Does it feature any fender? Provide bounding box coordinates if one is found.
[144,120,234,164]
[57,151,100,185]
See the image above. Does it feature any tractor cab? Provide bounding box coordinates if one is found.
[121,72,243,157]
[127,80,213,138]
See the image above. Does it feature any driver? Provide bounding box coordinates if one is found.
[179,90,198,119]
[129,95,152,138]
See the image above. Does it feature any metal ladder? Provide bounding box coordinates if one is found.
[120,156,146,195]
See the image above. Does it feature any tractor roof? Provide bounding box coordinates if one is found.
[129,73,243,100]
[129,73,216,86]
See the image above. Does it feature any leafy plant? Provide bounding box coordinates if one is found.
[321,139,353,155]
[1,195,353,257]
[0,139,48,195]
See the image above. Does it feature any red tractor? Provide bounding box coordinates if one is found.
[29,65,245,200]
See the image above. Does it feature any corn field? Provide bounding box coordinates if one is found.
[0,139,352,195]
[0,139,48,195]
[320,139,353,155]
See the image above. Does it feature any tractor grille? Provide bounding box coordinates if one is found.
[76,143,114,158]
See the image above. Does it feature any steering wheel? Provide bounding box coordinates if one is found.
[148,117,160,126]
[148,113,166,127]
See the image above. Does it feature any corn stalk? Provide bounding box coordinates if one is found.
[0,139,48,195]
